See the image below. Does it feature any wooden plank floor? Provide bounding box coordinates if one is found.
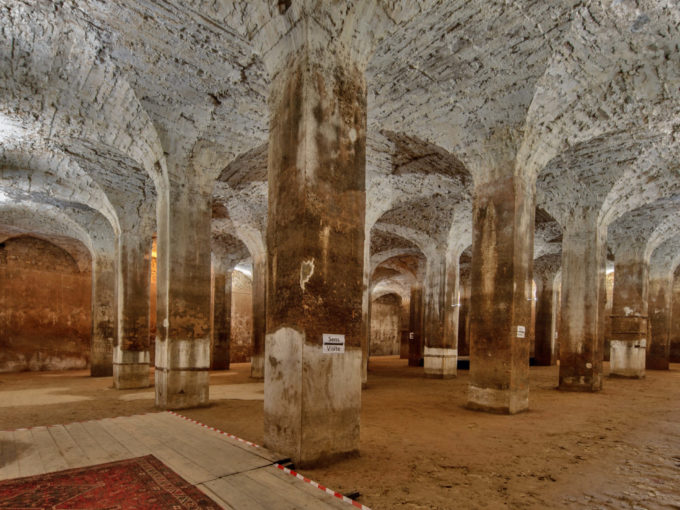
[0,412,351,510]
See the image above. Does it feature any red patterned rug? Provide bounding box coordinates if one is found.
[0,455,222,509]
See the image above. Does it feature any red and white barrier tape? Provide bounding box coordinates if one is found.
[275,464,371,510]
[168,411,261,448]
[167,411,371,510]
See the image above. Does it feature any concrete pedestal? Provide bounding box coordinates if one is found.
[610,339,646,378]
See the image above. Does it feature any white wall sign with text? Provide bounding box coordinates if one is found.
[322,334,345,353]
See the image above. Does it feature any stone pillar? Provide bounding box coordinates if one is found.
[609,256,648,378]
[155,184,211,409]
[399,293,410,359]
[533,255,561,367]
[558,214,607,391]
[534,278,558,366]
[211,266,231,371]
[647,269,672,370]
[250,255,266,379]
[91,255,115,377]
[113,233,151,389]
[671,269,680,363]
[408,285,424,367]
[467,175,534,414]
[457,272,471,357]
[423,253,458,378]
[360,234,371,385]
[264,44,366,467]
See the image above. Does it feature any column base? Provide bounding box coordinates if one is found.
[533,356,555,367]
[466,385,528,414]
[210,360,230,370]
[251,354,264,380]
[423,347,457,379]
[90,363,113,377]
[646,359,670,370]
[155,368,210,409]
[113,363,150,389]
[211,345,230,370]
[610,339,646,378]
[558,375,603,392]
[113,349,150,389]
[264,327,361,467]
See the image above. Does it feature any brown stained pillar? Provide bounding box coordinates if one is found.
[457,273,471,357]
[671,268,680,363]
[113,234,151,389]
[211,267,231,371]
[400,295,411,359]
[155,185,212,409]
[609,256,648,378]
[467,175,534,414]
[250,255,266,379]
[558,215,607,392]
[534,279,558,366]
[423,254,458,378]
[528,285,537,359]
[91,256,115,377]
[360,236,371,386]
[647,270,672,370]
[264,45,366,467]
[408,285,424,367]
[533,255,561,367]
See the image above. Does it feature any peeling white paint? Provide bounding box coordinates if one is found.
[300,258,315,291]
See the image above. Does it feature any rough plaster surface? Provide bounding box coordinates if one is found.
[0,236,91,373]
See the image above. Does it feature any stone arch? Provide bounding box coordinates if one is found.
[0,235,92,373]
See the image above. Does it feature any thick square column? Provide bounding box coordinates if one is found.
[457,275,471,357]
[113,234,151,389]
[467,175,534,414]
[408,285,424,367]
[558,216,607,391]
[155,187,211,409]
[250,255,265,379]
[210,267,231,370]
[264,49,366,467]
[609,257,648,378]
[360,234,371,386]
[647,273,672,370]
[91,256,115,377]
[423,254,458,378]
[671,269,680,363]
[531,255,560,367]
[534,279,558,366]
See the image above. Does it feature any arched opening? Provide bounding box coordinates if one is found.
[369,292,404,356]
[230,263,254,364]
[0,235,91,372]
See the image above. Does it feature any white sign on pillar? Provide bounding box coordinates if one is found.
[516,325,526,338]
[322,334,345,354]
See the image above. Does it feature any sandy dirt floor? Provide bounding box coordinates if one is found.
[1,357,679,510]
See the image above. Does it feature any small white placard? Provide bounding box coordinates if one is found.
[409,332,415,340]
[516,325,526,338]
[322,334,345,354]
